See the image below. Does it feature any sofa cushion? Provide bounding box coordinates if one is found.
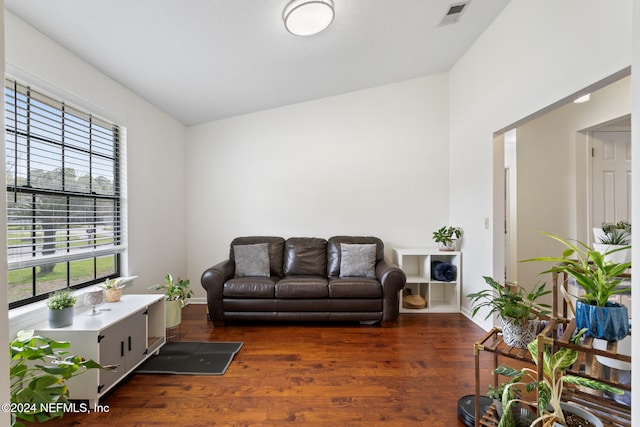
[230,236,285,277]
[283,237,327,276]
[327,236,384,278]
[276,276,329,298]
[339,243,376,278]
[223,277,278,298]
[233,243,270,277]
[328,278,382,298]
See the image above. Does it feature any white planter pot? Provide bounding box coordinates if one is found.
[438,239,458,251]
[592,243,631,264]
[593,334,632,371]
[165,300,183,329]
[554,402,603,427]
[592,227,606,244]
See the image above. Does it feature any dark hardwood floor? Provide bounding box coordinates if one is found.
[24,304,497,426]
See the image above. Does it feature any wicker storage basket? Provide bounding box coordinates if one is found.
[104,288,122,302]
[403,293,426,309]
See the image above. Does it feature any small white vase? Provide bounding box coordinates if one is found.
[438,239,457,251]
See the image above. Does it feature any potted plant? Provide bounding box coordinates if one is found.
[10,329,114,427]
[593,220,631,264]
[488,383,534,427]
[494,328,623,427]
[432,225,463,251]
[46,289,77,328]
[524,232,631,341]
[99,277,126,302]
[487,382,536,427]
[468,276,551,348]
[155,274,193,328]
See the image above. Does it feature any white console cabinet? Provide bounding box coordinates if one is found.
[393,248,461,313]
[34,294,165,405]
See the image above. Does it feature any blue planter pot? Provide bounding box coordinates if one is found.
[575,300,629,341]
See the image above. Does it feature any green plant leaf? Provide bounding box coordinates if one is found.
[563,375,624,395]
[494,365,523,378]
[537,382,551,416]
[549,346,579,372]
[10,329,108,427]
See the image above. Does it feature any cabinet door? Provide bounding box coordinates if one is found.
[124,308,148,370]
[98,322,125,393]
[35,330,100,401]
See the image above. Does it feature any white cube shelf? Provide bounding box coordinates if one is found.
[393,248,461,313]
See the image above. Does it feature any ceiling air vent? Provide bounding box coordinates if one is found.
[438,1,471,26]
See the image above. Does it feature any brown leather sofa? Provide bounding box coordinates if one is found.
[201,236,406,326]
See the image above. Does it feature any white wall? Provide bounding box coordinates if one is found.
[515,77,631,293]
[4,11,188,316]
[0,3,10,425]
[450,0,632,329]
[631,0,640,415]
[186,74,450,291]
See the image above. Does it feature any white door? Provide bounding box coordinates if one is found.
[591,130,631,239]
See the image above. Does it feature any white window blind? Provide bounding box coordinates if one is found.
[5,78,123,306]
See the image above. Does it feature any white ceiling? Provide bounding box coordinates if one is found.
[5,0,511,126]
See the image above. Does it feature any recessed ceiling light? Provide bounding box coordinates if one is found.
[283,0,335,36]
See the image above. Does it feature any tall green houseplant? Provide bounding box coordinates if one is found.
[524,232,631,341]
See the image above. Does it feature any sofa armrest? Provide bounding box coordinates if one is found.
[201,259,235,321]
[376,259,406,323]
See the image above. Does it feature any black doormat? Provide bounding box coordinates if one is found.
[135,341,243,375]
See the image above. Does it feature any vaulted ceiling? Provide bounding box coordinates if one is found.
[5,0,511,125]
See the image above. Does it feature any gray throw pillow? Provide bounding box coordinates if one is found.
[234,243,270,277]
[339,243,376,278]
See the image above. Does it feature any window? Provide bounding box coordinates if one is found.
[5,78,123,308]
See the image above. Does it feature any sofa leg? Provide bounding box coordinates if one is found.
[381,321,395,328]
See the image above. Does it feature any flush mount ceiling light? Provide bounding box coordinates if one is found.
[283,0,335,36]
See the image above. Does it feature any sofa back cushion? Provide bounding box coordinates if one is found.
[230,237,285,277]
[327,236,384,278]
[283,237,327,276]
